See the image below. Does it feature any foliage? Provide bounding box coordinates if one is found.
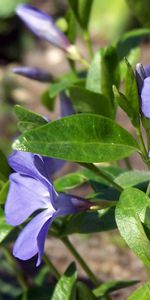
[1,0,150,299]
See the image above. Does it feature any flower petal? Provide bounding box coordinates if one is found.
[141,77,150,118]
[59,92,74,117]
[16,4,70,50]
[13,210,52,262]
[8,151,43,179]
[56,193,91,215]
[42,157,65,178]
[5,173,55,225]
[37,217,53,266]
[144,64,150,78]
[13,67,53,82]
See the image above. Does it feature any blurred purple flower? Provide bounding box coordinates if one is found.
[59,92,75,117]
[5,151,90,266]
[136,63,150,118]
[16,4,71,51]
[13,67,54,82]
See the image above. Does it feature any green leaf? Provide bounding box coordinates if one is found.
[116,188,150,266]
[13,114,139,163]
[65,9,77,43]
[68,0,94,30]
[15,105,47,126]
[0,149,10,181]
[77,282,97,300]
[0,0,29,18]
[0,181,9,204]
[60,207,117,236]
[115,170,150,188]
[16,287,53,300]
[94,280,138,297]
[49,74,78,98]
[113,85,138,127]
[52,262,77,300]
[116,29,150,60]
[86,47,120,112]
[128,282,150,300]
[54,172,87,192]
[124,58,140,126]
[69,86,114,117]
[126,0,150,27]
[0,208,12,243]
[41,90,55,111]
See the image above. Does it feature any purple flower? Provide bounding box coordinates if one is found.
[136,63,150,118]
[59,92,75,117]
[16,4,71,51]
[5,151,90,266]
[13,67,54,82]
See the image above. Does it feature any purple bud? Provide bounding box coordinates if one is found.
[136,63,150,118]
[16,4,71,51]
[59,92,75,117]
[13,66,53,82]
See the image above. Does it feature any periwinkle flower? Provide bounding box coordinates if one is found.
[136,63,150,118]
[59,92,75,117]
[13,67,54,82]
[16,4,71,51]
[5,151,90,266]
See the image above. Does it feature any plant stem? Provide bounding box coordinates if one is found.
[80,163,123,192]
[1,246,27,291]
[43,254,60,280]
[146,181,150,197]
[79,57,90,69]
[83,30,94,60]
[61,236,99,286]
[136,127,147,158]
[124,157,132,170]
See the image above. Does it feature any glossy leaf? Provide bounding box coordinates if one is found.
[113,85,138,127]
[41,90,55,111]
[15,105,47,126]
[54,172,87,192]
[128,282,150,300]
[126,0,150,27]
[124,58,140,126]
[49,74,78,98]
[115,170,150,188]
[94,280,138,297]
[77,282,97,300]
[52,262,77,300]
[0,208,12,243]
[117,28,150,60]
[0,181,9,204]
[86,47,120,114]
[13,114,139,163]
[69,86,114,117]
[68,0,94,30]
[0,149,10,181]
[60,207,117,236]
[116,188,150,266]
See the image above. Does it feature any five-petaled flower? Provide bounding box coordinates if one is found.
[5,151,90,266]
[136,63,150,118]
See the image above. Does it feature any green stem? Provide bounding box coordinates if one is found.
[61,236,99,286]
[79,57,90,69]
[146,181,150,197]
[124,157,132,170]
[1,247,27,291]
[43,254,61,280]
[136,127,147,158]
[80,163,123,192]
[83,30,94,60]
